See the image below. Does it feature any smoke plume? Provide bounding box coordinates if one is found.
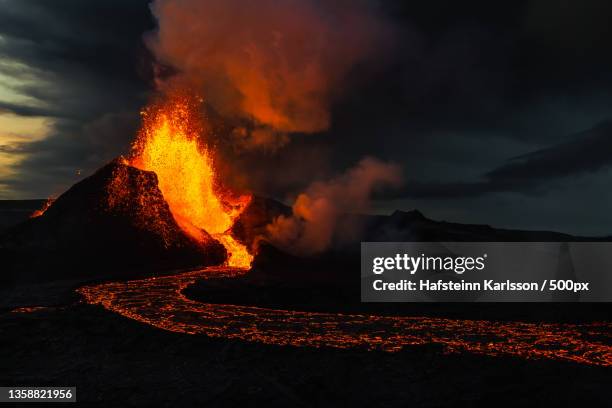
[147,0,390,148]
[267,157,402,255]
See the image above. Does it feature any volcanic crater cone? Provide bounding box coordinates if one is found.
[1,159,226,283]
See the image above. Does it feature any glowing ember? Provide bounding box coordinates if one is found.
[30,198,55,218]
[130,93,253,268]
[10,306,50,313]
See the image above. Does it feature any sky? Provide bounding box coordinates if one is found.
[1,0,612,236]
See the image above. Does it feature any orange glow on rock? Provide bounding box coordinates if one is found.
[30,198,55,218]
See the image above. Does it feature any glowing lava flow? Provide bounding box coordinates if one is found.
[78,268,612,367]
[30,198,55,218]
[130,94,252,268]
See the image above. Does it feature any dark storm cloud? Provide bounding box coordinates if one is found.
[390,120,612,199]
[0,102,59,118]
[486,121,612,184]
[317,2,612,199]
[331,1,612,137]
[0,0,154,198]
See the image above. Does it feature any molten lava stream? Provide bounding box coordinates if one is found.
[77,267,612,368]
[30,198,55,218]
[130,94,252,268]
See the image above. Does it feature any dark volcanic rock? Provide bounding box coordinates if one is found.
[363,209,597,242]
[1,159,225,283]
[231,195,291,249]
[3,305,609,407]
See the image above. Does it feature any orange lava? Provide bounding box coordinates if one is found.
[78,268,612,368]
[29,198,55,218]
[130,94,252,268]
[10,306,50,313]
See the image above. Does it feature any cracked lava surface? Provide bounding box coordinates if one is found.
[77,267,612,367]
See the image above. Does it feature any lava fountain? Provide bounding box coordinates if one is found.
[130,93,253,268]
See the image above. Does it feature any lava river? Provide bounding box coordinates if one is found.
[76,267,612,367]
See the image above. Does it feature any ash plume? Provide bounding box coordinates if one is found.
[267,157,402,255]
[146,0,390,149]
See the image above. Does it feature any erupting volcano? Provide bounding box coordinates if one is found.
[129,93,253,268]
